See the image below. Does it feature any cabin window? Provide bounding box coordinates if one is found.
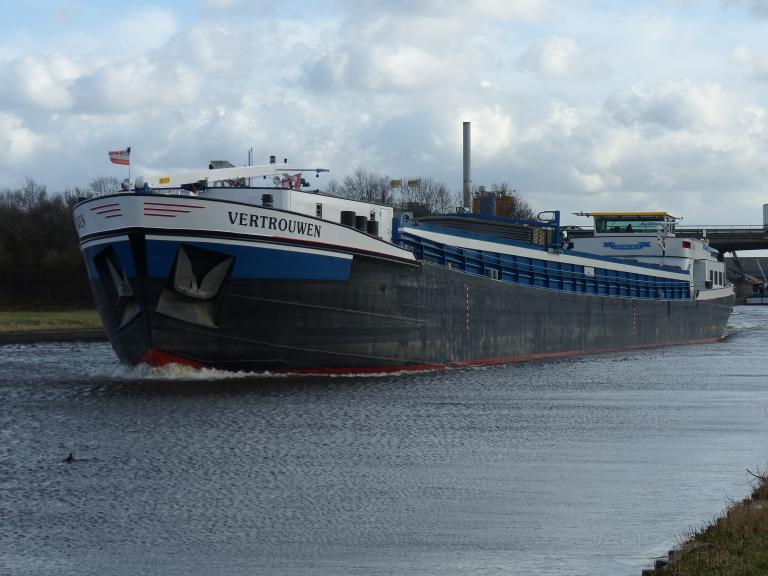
[594,216,672,234]
[316,203,322,219]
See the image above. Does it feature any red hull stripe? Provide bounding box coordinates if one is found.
[144,202,205,209]
[144,208,192,213]
[138,337,723,374]
[96,208,121,215]
[144,213,177,217]
[139,348,207,369]
[91,203,119,211]
[105,214,122,219]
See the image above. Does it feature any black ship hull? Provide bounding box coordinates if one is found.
[86,231,734,373]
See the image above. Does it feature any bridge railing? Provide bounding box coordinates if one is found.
[678,226,768,239]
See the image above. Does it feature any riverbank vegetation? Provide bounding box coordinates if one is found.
[0,309,102,333]
[665,470,768,575]
[0,179,91,308]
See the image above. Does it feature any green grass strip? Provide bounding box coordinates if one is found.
[0,309,102,333]
[667,473,768,576]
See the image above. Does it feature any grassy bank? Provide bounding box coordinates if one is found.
[0,308,102,333]
[662,472,768,575]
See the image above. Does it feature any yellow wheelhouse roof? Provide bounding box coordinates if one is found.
[587,211,678,219]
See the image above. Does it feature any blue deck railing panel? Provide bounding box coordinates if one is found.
[397,232,691,301]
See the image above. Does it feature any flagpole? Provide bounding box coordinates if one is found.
[127,146,132,186]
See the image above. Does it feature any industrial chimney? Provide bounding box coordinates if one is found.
[463,121,472,210]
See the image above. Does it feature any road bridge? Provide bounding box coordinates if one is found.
[675,226,768,253]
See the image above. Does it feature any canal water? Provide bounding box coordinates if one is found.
[2,306,767,576]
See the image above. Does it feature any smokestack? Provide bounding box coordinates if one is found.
[463,121,471,210]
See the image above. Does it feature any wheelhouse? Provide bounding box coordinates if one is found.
[592,212,678,236]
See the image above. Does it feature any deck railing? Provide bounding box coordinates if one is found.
[398,232,691,300]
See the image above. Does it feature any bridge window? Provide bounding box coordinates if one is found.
[594,215,673,235]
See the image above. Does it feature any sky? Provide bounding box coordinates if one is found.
[3,0,768,225]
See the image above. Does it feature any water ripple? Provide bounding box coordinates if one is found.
[1,306,768,575]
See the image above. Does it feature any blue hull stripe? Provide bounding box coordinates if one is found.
[146,239,352,280]
[82,236,352,281]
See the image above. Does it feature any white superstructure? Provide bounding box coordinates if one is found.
[569,212,727,291]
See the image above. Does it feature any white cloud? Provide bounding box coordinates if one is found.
[202,0,276,15]
[570,81,768,206]
[368,45,463,91]
[604,80,754,137]
[0,113,43,163]
[20,7,181,61]
[339,0,551,21]
[731,44,768,81]
[518,36,610,80]
[299,11,491,95]
[204,0,239,9]
[1,1,768,226]
[107,7,179,53]
[473,0,551,20]
[458,106,515,158]
[722,0,768,18]
[571,169,608,193]
[0,54,80,111]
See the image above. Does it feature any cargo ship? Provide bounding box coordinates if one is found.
[72,157,734,373]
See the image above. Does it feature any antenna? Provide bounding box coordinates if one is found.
[247,147,253,186]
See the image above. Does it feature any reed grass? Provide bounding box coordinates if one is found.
[666,470,768,576]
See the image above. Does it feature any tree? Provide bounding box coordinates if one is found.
[0,181,91,307]
[396,177,455,216]
[325,169,536,219]
[88,176,121,196]
[337,168,390,204]
[325,179,342,198]
[0,178,47,211]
